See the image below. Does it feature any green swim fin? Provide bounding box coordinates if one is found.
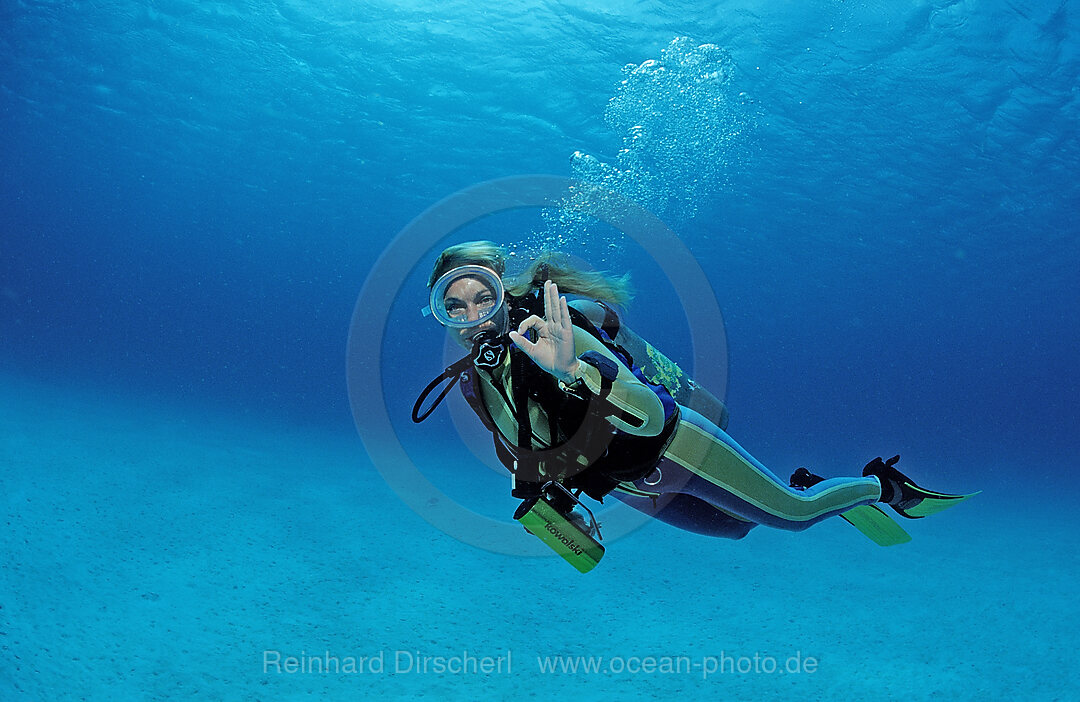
[863,455,979,520]
[892,484,980,519]
[840,504,912,546]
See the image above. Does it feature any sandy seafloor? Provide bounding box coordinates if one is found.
[2,371,1075,701]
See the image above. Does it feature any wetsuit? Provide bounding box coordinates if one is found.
[469,324,883,540]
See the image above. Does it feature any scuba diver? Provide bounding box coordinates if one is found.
[413,241,976,572]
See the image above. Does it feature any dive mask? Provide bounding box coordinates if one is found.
[423,264,505,329]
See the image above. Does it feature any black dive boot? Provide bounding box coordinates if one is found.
[789,467,824,490]
[862,454,977,519]
[862,455,906,505]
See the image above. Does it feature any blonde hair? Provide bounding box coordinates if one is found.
[427,241,508,287]
[428,241,632,307]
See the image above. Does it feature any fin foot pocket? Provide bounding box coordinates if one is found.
[862,455,978,520]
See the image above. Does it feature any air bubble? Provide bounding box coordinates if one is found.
[536,37,755,255]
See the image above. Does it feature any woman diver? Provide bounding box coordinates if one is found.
[413,241,975,571]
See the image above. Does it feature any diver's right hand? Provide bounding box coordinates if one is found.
[509,280,581,384]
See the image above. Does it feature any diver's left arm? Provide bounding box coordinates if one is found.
[562,327,666,437]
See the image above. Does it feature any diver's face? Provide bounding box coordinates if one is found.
[443,276,505,348]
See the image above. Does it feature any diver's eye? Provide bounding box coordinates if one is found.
[445,302,466,318]
[477,295,495,311]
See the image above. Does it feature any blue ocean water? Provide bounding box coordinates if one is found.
[2,1,1078,700]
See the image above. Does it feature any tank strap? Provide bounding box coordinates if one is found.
[596,299,622,341]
